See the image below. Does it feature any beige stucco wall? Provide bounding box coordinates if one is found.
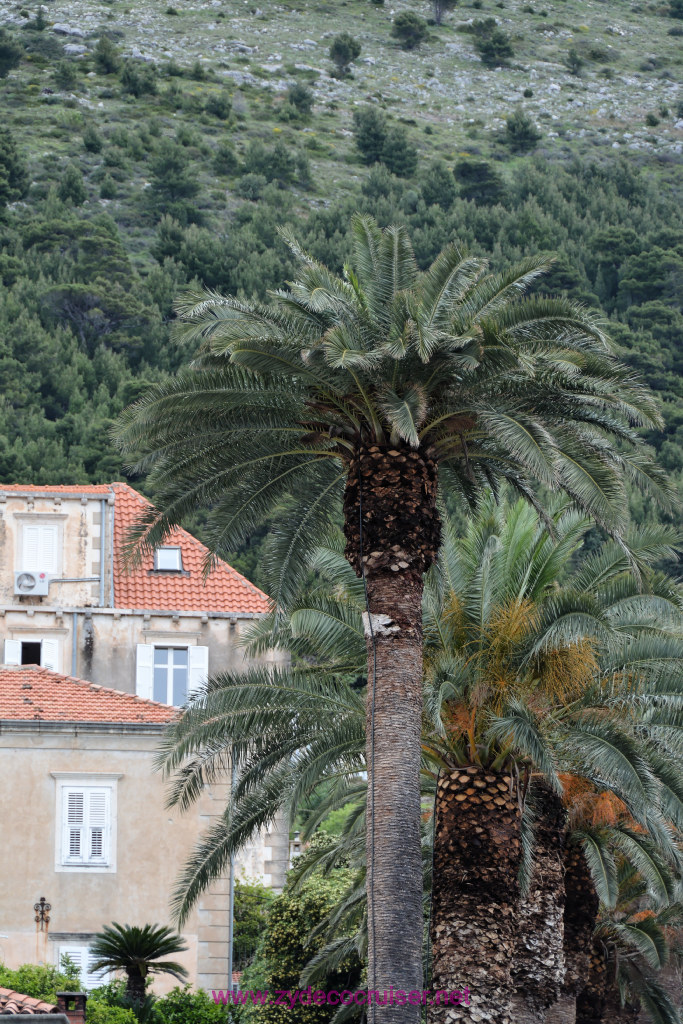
[0,725,289,993]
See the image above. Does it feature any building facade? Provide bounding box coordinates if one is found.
[0,484,289,992]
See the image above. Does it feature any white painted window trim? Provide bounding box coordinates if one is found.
[154,546,183,571]
[3,636,61,673]
[13,513,67,576]
[136,642,208,705]
[52,773,121,874]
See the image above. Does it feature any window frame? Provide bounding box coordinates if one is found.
[52,773,121,874]
[153,546,183,572]
[153,644,189,706]
[13,513,67,577]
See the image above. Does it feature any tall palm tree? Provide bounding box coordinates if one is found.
[88,923,188,1003]
[116,217,670,1021]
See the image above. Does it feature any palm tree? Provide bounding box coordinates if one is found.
[116,216,670,1020]
[88,923,188,1003]
[422,499,683,1023]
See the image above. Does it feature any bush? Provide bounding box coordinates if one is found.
[503,107,541,150]
[329,32,361,75]
[205,91,231,119]
[352,105,387,164]
[381,125,418,177]
[0,28,23,78]
[213,141,239,175]
[0,962,81,1003]
[120,60,158,97]
[523,86,533,97]
[287,82,314,116]
[391,12,429,49]
[100,174,117,198]
[473,22,514,64]
[94,35,121,74]
[243,139,298,186]
[0,127,29,207]
[83,124,103,153]
[645,112,660,126]
[235,172,267,200]
[58,162,86,205]
[153,986,229,1024]
[565,47,583,74]
[421,158,457,208]
[86,1000,137,1024]
[453,157,506,204]
[669,0,683,17]
[150,138,199,203]
[54,60,79,90]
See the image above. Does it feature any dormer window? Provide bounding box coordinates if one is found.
[154,547,183,572]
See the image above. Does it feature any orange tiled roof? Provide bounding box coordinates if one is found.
[0,481,272,615]
[110,483,271,614]
[0,988,58,1014]
[0,665,176,724]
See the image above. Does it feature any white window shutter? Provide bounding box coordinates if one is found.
[22,525,40,571]
[87,790,109,863]
[86,952,109,989]
[59,946,86,985]
[136,644,154,700]
[41,639,59,672]
[39,525,59,574]
[64,790,85,862]
[4,639,21,665]
[188,645,209,697]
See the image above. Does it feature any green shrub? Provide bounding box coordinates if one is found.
[213,141,239,175]
[83,124,103,153]
[0,961,81,1003]
[669,0,683,18]
[381,125,418,177]
[453,157,506,204]
[565,47,583,74]
[645,112,660,126]
[94,35,121,74]
[0,127,30,206]
[100,174,117,198]
[153,986,229,1024]
[523,87,533,97]
[205,91,232,119]
[329,32,361,75]
[58,162,86,205]
[472,21,514,64]
[391,12,429,49]
[0,28,23,78]
[120,60,158,97]
[86,999,137,1024]
[421,158,456,208]
[503,107,541,150]
[53,60,79,90]
[235,172,267,200]
[287,82,314,115]
[352,105,387,164]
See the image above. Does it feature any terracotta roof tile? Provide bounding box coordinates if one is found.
[111,483,271,614]
[0,988,58,1014]
[0,665,176,724]
[0,481,272,615]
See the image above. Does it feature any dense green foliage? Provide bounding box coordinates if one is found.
[0,960,81,1002]
[0,0,680,583]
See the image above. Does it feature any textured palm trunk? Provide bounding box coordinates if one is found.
[429,766,522,1024]
[510,780,568,1024]
[126,970,146,1003]
[574,944,608,1024]
[546,843,599,1024]
[344,443,440,1024]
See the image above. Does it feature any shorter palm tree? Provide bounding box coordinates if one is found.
[89,923,188,1003]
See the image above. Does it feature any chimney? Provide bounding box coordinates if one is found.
[56,992,88,1024]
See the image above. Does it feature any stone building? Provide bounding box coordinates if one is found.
[0,483,289,992]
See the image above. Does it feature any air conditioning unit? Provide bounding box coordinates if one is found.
[14,571,50,596]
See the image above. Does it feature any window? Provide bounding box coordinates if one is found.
[136,644,208,705]
[58,945,109,990]
[62,787,111,866]
[52,773,119,873]
[154,546,183,571]
[4,638,59,671]
[154,646,188,705]
[22,523,59,574]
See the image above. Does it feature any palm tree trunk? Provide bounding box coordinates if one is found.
[126,970,146,1003]
[510,781,567,1024]
[429,766,523,1024]
[574,943,608,1024]
[344,443,440,1024]
[546,843,599,1024]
